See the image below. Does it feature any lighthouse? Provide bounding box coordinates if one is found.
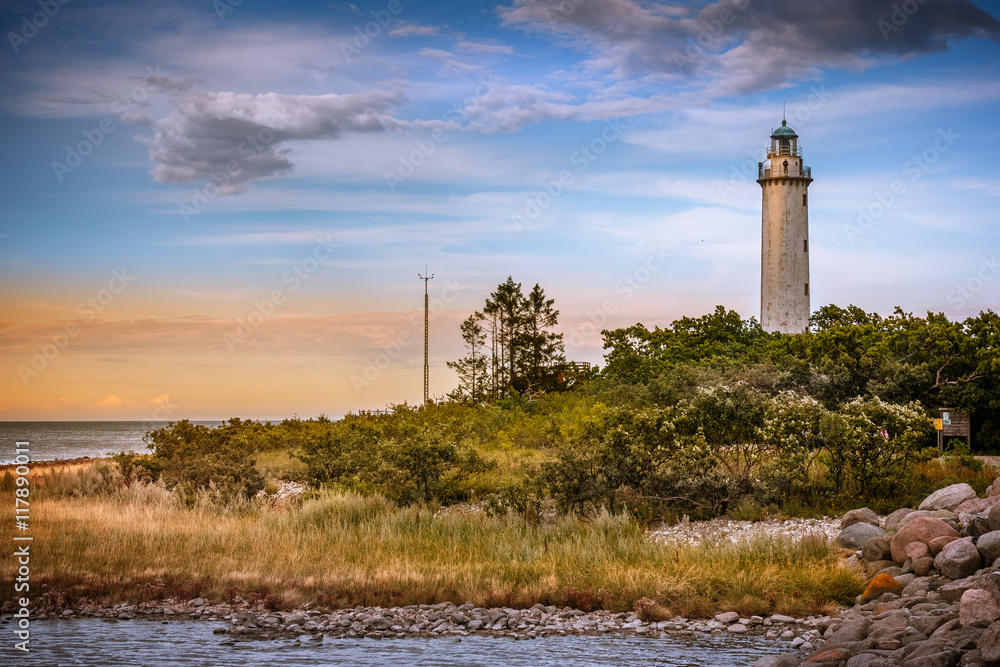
[757,119,812,334]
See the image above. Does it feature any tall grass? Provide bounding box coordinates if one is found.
[1,476,862,616]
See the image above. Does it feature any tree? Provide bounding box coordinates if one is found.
[455,277,566,401]
[446,313,489,404]
[520,283,565,391]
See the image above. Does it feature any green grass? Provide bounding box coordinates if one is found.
[1,473,862,617]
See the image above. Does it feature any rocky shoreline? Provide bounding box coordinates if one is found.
[756,477,1000,666]
[14,478,1000,666]
[4,597,825,649]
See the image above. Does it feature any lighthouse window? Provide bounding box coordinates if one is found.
[802,193,807,206]
[803,239,808,252]
[804,283,809,296]
[783,160,788,175]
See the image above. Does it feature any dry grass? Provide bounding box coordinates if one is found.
[0,480,863,616]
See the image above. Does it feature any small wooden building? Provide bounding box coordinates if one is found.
[936,408,971,452]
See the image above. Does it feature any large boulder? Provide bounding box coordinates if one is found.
[987,478,1000,498]
[898,509,959,530]
[936,537,982,580]
[841,507,881,530]
[891,516,960,564]
[977,531,1000,563]
[919,483,978,512]
[960,588,1000,626]
[839,522,885,550]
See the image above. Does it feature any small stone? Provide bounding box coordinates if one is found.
[190,597,206,607]
[727,623,748,633]
[715,611,740,624]
[861,573,904,604]
[905,541,931,561]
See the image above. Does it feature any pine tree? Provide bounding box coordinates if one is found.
[452,277,566,401]
[446,313,489,404]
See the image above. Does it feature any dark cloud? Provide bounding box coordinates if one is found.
[131,85,409,192]
[501,0,1000,90]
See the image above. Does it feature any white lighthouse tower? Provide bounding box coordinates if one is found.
[757,119,812,334]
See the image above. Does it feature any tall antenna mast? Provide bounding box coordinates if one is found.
[418,267,434,404]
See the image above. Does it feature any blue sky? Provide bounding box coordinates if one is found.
[1,0,998,420]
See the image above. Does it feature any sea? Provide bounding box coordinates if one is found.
[2,422,789,665]
[0,421,225,464]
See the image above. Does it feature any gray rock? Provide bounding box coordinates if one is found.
[840,522,886,550]
[715,611,739,623]
[843,507,882,530]
[919,483,978,512]
[190,598,206,607]
[978,530,1000,562]
[989,504,1000,533]
[937,538,982,580]
[864,533,895,563]
[727,623,748,633]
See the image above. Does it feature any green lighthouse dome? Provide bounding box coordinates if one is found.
[772,119,798,137]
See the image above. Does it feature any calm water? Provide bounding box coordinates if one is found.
[0,421,225,464]
[3,619,788,666]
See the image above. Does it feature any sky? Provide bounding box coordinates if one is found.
[0,0,998,421]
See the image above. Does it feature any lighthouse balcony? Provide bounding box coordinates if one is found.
[766,144,802,157]
[759,164,811,179]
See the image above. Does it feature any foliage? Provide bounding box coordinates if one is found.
[603,304,1000,449]
[137,418,267,502]
[450,277,566,402]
